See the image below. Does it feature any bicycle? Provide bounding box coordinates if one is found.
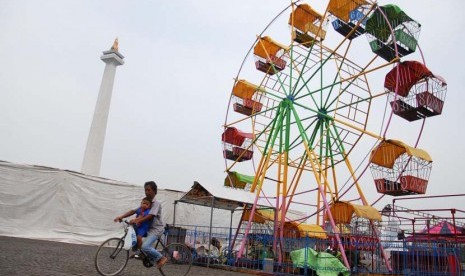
[95,221,193,276]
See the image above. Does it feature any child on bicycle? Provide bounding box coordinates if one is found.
[139,181,168,268]
[114,197,152,251]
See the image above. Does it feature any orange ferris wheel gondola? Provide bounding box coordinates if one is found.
[369,139,432,196]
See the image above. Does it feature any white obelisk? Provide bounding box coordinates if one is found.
[81,38,124,176]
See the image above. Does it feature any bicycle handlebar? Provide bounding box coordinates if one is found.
[122,220,172,235]
[122,220,136,228]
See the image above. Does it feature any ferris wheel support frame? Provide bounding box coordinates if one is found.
[223,1,441,273]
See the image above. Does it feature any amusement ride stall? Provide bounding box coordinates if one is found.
[221,0,448,274]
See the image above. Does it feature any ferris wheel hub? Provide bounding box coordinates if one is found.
[317,108,328,120]
[286,95,295,102]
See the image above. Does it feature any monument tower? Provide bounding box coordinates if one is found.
[81,39,124,176]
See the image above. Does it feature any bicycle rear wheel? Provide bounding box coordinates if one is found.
[159,243,193,276]
[95,237,129,276]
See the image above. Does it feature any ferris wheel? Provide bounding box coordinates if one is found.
[221,0,447,269]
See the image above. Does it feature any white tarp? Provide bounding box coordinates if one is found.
[0,161,234,245]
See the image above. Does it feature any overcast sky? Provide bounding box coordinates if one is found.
[1,0,464,215]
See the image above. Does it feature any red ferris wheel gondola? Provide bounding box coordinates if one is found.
[385,61,447,121]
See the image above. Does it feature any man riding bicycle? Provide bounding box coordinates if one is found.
[131,181,167,268]
[96,180,192,276]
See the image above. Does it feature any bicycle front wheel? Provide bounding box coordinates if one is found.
[95,237,129,276]
[159,243,193,276]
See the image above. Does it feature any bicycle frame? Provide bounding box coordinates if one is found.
[96,222,192,276]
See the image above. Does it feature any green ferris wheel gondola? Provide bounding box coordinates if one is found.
[365,4,421,61]
[365,4,414,42]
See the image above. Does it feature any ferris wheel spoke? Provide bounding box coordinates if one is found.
[288,40,319,97]
[293,50,335,99]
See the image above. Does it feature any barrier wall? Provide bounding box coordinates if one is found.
[0,161,233,245]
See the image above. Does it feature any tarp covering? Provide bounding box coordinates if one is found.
[328,201,381,224]
[328,0,368,22]
[370,139,432,168]
[366,4,414,42]
[290,247,350,276]
[0,161,236,245]
[253,36,288,59]
[232,79,264,99]
[224,171,255,189]
[222,127,253,146]
[232,171,256,184]
[384,61,433,97]
[289,4,323,32]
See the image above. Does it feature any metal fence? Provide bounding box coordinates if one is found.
[165,223,464,275]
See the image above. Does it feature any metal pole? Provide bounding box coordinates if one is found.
[392,199,396,217]
[207,196,215,268]
[394,193,465,201]
[411,219,416,270]
[228,210,234,263]
[452,209,458,243]
[172,200,177,226]
[318,185,350,269]
[412,219,415,239]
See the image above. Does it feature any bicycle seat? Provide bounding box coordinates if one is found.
[163,224,170,235]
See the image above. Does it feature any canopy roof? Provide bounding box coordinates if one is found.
[222,127,253,146]
[370,139,432,168]
[243,209,327,239]
[384,61,433,97]
[328,0,368,22]
[178,181,271,211]
[289,4,324,32]
[294,223,327,239]
[366,4,415,42]
[328,201,381,224]
[253,36,288,59]
[243,208,299,224]
[232,79,264,99]
[421,221,464,235]
[406,221,465,242]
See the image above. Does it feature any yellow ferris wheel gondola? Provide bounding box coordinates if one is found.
[289,3,327,47]
[231,80,265,116]
[253,36,288,75]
